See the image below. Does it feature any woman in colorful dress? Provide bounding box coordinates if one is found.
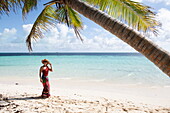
[39,59,53,98]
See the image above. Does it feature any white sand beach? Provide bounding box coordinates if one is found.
[0,77,170,113]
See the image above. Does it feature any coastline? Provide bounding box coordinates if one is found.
[0,77,170,113]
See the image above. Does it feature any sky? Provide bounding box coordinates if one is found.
[0,0,170,52]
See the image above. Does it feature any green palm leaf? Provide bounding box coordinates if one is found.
[22,0,40,18]
[0,0,10,15]
[65,5,83,41]
[0,0,40,17]
[84,0,160,35]
[26,5,58,51]
[26,3,83,51]
[0,0,23,16]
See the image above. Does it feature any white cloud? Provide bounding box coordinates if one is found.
[132,0,142,2]
[149,8,170,52]
[144,0,170,5]
[0,23,135,52]
[2,19,169,53]
[82,35,133,52]
[0,28,17,42]
[83,25,87,30]
[0,28,17,38]
[23,23,134,52]
[12,18,132,51]
[22,24,33,35]
[157,8,170,36]
[0,28,28,51]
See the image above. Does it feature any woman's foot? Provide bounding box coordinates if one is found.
[41,94,50,98]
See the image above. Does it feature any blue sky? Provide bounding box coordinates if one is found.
[0,0,170,52]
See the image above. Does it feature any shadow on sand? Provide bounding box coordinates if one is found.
[8,96,47,101]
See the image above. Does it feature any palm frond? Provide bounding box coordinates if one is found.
[0,0,23,16]
[0,0,10,15]
[26,1,84,51]
[22,0,40,18]
[65,5,83,41]
[26,5,58,51]
[0,0,40,17]
[84,0,160,35]
[53,3,83,41]
[45,1,83,41]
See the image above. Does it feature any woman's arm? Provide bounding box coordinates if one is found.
[39,67,43,82]
[48,63,53,72]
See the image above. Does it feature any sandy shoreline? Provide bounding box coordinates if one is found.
[0,78,170,113]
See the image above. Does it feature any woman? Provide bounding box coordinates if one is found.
[39,59,53,98]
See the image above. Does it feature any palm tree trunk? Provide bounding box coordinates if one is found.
[64,0,170,77]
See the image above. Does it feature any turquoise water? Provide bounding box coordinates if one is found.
[0,53,170,86]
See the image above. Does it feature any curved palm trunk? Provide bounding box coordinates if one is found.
[65,0,170,77]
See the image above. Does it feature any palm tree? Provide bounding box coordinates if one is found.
[1,0,170,77]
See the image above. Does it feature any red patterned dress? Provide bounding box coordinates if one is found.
[41,66,51,97]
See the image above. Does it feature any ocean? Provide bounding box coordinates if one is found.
[0,52,170,87]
